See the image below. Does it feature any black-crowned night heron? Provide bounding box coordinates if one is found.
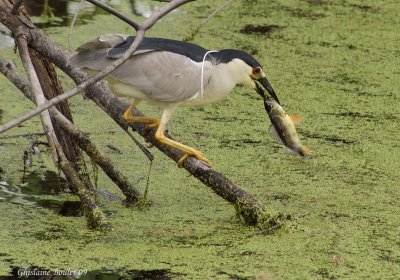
[69,34,280,166]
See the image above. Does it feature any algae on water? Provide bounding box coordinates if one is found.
[1,0,400,279]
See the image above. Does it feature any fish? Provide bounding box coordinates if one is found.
[263,96,312,158]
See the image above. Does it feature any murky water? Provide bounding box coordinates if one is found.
[1,0,400,279]
[0,170,75,215]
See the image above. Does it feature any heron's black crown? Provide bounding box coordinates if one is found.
[108,36,261,67]
[208,49,262,68]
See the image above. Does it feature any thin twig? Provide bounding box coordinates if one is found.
[0,30,145,134]
[68,0,85,51]
[85,0,140,30]
[51,109,142,204]
[125,129,154,162]
[14,35,111,231]
[0,0,193,134]
[185,0,234,41]
[0,54,141,205]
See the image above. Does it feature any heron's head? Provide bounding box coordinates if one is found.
[212,49,280,104]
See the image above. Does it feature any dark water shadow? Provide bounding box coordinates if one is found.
[240,24,283,37]
[22,170,65,195]
[301,131,357,145]
[281,5,326,19]
[4,267,178,279]
[323,112,399,122]
[0,171,82,217]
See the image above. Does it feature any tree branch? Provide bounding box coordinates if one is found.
[85,0,140,30]
[0,0,286,228]
[0,30,145,134]
[15,30,59,164]
[10,0,22,14]
[0,0,194,133]
[0,54,142,205]
[51,109,142,205]
[14,32,111,231]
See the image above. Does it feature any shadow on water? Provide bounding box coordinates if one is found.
[0,171,82,217]
[301,131,357,145]
[4,267,177,280]
[240,24,283,37]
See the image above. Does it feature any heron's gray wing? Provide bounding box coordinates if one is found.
[69,34,212,102]
[75,34,128,52]
[110,51,212,102]
[68,34,152,68]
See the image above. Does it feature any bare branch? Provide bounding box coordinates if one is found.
[0,0,285,227]
[0,30,145,134]
[6,38,111,231]
[0,0,193,134]
[0,54,141,205]
[15,31,59,164]
[51,109,142,204]
[85,0,140,30]
[140,0,194,30]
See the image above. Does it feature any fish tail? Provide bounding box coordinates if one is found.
[290,115,302,123]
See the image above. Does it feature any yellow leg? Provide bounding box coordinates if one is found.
[125,103,212,167]
[123,101,160,129]
[155,128,212,167]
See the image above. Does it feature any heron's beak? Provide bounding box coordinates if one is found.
[257,77,280,105]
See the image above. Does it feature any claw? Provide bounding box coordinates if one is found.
[177,151,212,168]
[144,120,160,131]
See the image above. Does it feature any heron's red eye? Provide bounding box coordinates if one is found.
[252,67,261,75]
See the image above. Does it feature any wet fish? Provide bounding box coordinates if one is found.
[263,97,312,158]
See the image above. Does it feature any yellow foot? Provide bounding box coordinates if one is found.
[144,120,160,131]
[177,150,212,168]
[155,133,213,168]
[123,105,160,129]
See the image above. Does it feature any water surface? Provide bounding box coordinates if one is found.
[1,0,400,279]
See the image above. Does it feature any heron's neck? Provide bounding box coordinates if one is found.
[208,59,253,93]
[217,59,253,84]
